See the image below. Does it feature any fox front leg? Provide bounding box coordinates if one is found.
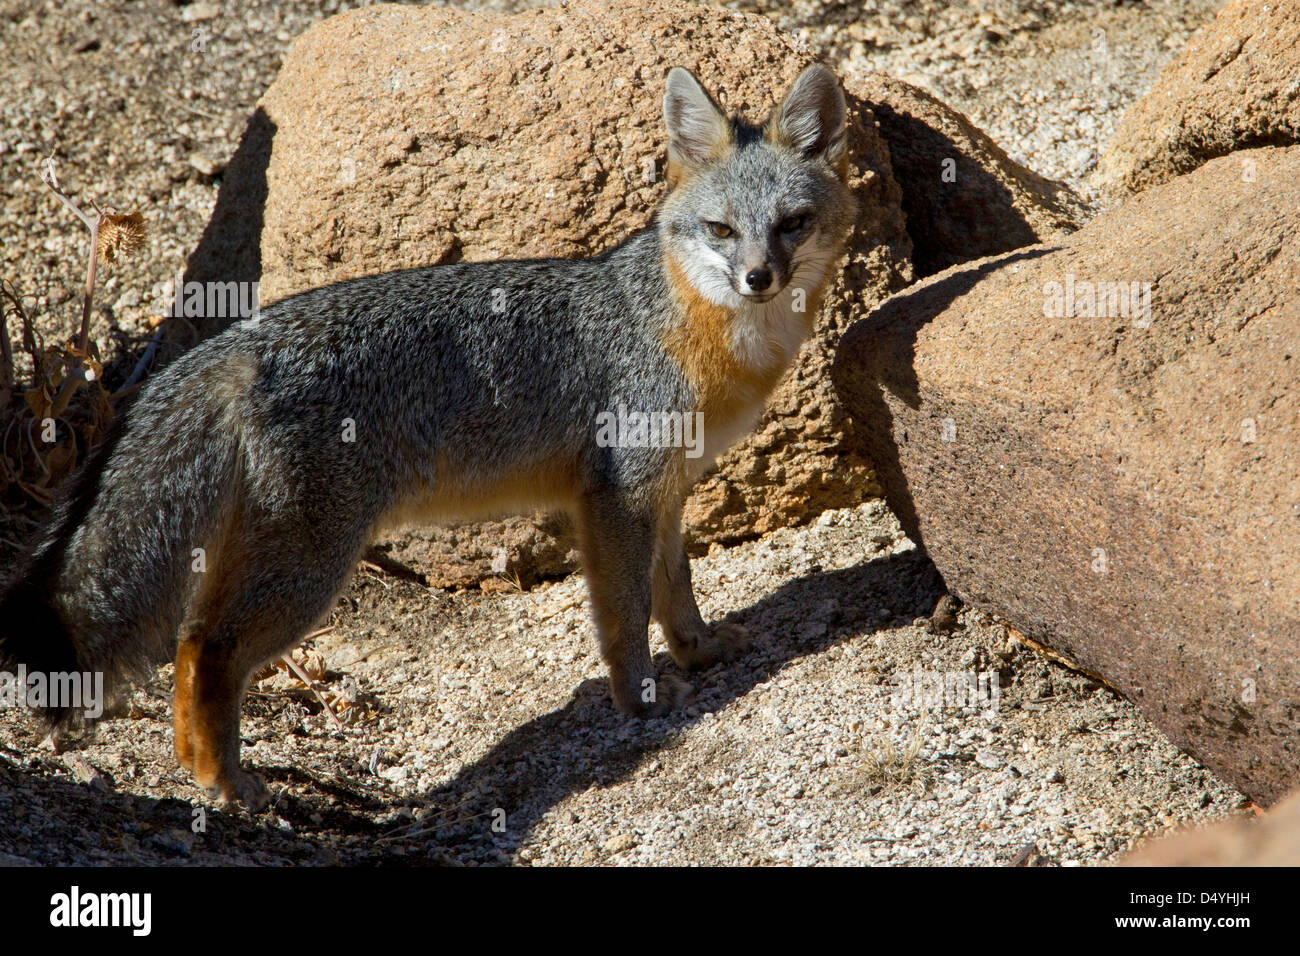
[651,504,750,670]
[576,488,688,717]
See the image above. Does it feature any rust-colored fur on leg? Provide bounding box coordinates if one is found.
[173,638,199,770]
[170,509,273,809]
[175,622,268,811]
[168,507,369,811]
[189,635,268,811]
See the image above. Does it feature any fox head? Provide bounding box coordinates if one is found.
[659,64,855,318]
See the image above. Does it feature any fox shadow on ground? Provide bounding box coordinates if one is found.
[0,739,338,865]
[298,543,948,861]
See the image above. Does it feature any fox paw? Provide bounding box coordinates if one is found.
[645,674,691,718]
[204,769,270,813]
[671,621,751,670]
[614,674,692,719]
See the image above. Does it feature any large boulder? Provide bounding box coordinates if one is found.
[833,147,1300,805]
[848,72,1086,277]
[1100,0,1300,196]
[186,0,913,586]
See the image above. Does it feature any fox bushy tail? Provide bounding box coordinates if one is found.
[0,346,247,729]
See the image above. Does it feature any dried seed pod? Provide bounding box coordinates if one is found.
[96,212,146,262]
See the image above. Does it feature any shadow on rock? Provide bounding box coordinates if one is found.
[830,246,1055,548]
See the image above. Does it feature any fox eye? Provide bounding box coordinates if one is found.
[778,214,807,234]
[706,221,733,239]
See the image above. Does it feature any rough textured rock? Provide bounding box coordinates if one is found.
[186,0,914,586]
[833,147,1300,805]
[849,71,1087,277]
[375,513,579,592]
[1122,788,1300,866]
[1100,0,1300,196]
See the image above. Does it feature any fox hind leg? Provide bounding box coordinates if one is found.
[180,519,367,810]
[189,621,273,811]
[173,636,199,771]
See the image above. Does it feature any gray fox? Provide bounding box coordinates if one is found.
[0,64,855,810]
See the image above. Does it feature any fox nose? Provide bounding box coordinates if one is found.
[745,267,773,293]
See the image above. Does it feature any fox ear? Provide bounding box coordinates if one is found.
[664,67,731,180]
[771,64,847,167]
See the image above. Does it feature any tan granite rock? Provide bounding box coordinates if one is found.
[849,71,1086,277]
[1123,788,1300,866]
[1100,0,1300,196]
[834,147,1300,804]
